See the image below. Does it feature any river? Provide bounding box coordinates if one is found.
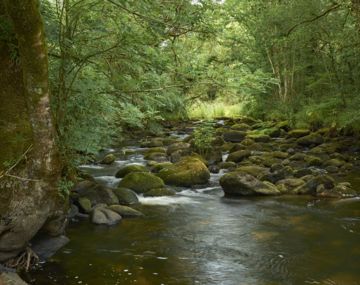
[26,141,360,285]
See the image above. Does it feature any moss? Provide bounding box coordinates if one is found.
[287,129,310,138]
[118,172,165,194]
[157,156,210,187]
[144,187,176,197]
[115,164,148,178]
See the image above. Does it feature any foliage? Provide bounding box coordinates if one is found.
[57,178,74,199]
[193,121,215,154]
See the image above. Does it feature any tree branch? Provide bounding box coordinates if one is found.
[286,3,341,36]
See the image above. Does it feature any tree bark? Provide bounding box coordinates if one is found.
[0,0,64,263]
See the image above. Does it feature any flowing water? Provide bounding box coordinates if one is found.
[26,145,360,285]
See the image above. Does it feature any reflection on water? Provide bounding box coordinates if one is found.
[27,146,360,285]
[27,191,360,285]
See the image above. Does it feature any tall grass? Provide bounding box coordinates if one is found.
[188,101,246,119]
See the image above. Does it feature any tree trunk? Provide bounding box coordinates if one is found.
[0,0,65,263]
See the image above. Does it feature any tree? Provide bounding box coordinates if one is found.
[0,0,63,263]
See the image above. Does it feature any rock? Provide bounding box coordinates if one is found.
[78,197,92,213]
[203,149,223,165]
[275,121,291,131]
[118,172,165,194]
[325,158,345,168]
[0,273,28,285]
[158,156,210,187]
[264,128,281,138]
[226,150,251,163]
[211,136,225,146]
[294,168,313,178]
[247,134,271,143]
[166,142,190,155]
[289,153,307,161]
[287,129,311,138]
[150,162,173,173]
[31,235,69,260]
[91,207,122,225]
[113,187,139,205]
[100,153,116,165]
[144,152,168,162]
[260,166,293,184]
[115,164,148,178]
[293,175,335,195]
[272,151,289,159]
[68,204,79,219]
[231,123,250,131]
[109,205,143,217]
[235,165,269,178]
[144,187,177,197]
[218,161,237,170]
[222,131,246,142]
[140,137,163,147]
[304,156,322,167]
[75,182,119,206]
[297,133,324,147]
[220,172,280,196]
[316,182,356,198]
[276,178,305,193]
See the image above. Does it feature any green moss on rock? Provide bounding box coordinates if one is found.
[118,172,165,194]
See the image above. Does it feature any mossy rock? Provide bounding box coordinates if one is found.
[263,128,281,138]
[115,164,148,178]
[222,131,246,143]
[144,147,166,155]
[275,121,291,131]
[78,197,92,213]
[272,151,289,159]
[247,134,271,143]
[293,175,335,195]
[144,187,177,197]
[231,123,251,131]
[140,137,164,147]
[226,150,251,163]
[118,172,165,194]
[144,152,168,162]
[304,156,322,167]
[109,205,143,217]
[220,171,280,196]
[75,181,119,206]
[297,133,324,147]
[113,187,139,205]
[287,129,310,138]
[325,158,345,168]
[157,156,210,187]
[235,165,269,178]
[276,178,305,193]
[166,142,190,155]
[151,162,173,173]
[218,161,237,170]
[100,153,116,165]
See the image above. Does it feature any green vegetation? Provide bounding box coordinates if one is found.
[193,121,215,154]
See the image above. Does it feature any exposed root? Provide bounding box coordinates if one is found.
[4,247,39,272]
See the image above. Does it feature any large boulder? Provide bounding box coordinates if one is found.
[113,187,139,205]
[226,150,251,163]
[157,156,210,187]
[118,172,165,194]
[222,131,246,143]
[220,172,280,196]
[115,164,148,178]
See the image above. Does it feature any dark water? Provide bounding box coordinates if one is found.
[26,150,360,285]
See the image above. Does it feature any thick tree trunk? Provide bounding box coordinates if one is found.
[0,0,65,262]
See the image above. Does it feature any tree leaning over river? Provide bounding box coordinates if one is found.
[0,0,64,262]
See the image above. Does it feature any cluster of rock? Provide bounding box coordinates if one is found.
[73,117,359,225]
[214,119,358,198]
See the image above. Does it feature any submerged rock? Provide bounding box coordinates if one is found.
[109,205,143,217]
[220,172,280,196]
[157,156,210,187]
[118,172,165,194]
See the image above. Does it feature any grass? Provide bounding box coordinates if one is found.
[187,101,246,119]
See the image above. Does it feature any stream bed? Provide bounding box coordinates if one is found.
[26,143,360,285]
